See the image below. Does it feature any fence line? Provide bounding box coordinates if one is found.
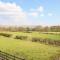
[0,50,25,60]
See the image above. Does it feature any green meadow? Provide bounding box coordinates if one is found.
[5,32,60,40]
[0,32,60,60]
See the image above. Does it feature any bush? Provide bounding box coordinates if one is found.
[15,35,27,40]
[0,33,12,37]
[31,37,60,46]
[32,37,40,42]
[24,31,32,33]
[32,38,47,43]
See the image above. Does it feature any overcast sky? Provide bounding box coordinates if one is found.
[0,0,60,26]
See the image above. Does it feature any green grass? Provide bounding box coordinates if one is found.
[0,36,60,60]
[3,31,60,40]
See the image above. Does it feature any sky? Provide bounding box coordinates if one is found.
[0,0,60,26]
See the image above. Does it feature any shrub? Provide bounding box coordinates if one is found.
[31,37,60,46]
[32,37,40,42]
[0,33,12,37]
[15,35,27,40]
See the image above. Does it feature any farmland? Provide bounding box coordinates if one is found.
[0,32,60,60]
[1,31,60,40]
[0,0,60,60]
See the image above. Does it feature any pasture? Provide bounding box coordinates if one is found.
[2,31,60,40]
[0,32,60,60]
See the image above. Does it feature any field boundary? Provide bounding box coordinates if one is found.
[0,50,25,60]
[32,38,60,46]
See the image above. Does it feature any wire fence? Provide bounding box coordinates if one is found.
[0,50,25,60]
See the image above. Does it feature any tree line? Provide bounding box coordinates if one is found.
[0,25,60,32]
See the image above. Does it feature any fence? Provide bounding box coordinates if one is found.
[0,50,25,60]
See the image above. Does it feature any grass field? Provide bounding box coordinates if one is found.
[4,31,60,40]
[0,32,60,60]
